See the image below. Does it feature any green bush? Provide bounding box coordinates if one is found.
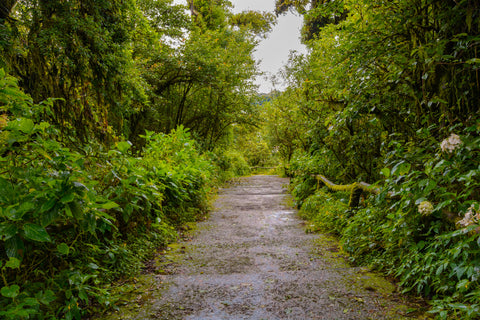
[298,188,349,234]
[210,149,251,182]
[0,70,215,319]
[291,126,480,319]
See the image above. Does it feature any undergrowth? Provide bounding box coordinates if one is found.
[0,70,233,319]
[292,129,480,319]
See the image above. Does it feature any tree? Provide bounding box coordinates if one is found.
[275,0,348,41]
[140,26,259,150]
[2,0,147,142]
[135,0,274,150]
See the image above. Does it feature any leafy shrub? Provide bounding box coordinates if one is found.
[141,126,215,224]
[0,70,215,319]
[292,124,480,319]
[298,188,349,234]
[210,149,250,182]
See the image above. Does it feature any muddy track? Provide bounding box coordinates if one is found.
[103,175,426,320]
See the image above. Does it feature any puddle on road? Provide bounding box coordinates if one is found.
[269,210,294,222]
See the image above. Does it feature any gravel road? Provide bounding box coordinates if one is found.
[102,175,427,320]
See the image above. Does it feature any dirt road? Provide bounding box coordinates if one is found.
[103,175,425,319]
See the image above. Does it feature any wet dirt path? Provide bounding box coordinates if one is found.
[104,175,425,319]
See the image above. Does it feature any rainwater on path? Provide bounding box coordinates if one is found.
[99,175,429,320]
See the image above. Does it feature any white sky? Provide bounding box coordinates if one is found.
[230,0,307,92]
[172,0,307,93]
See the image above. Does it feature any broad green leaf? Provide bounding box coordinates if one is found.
[466,58,480,64]
[398,163,411,175]
[64,205,73,218]
[18,202,35,215]
[108,150,122,157]
[23,223,51,242]
[7,118,35,134]
[40,198,57,212]
[1,285,20,298]
[88,262,99,270]
[456,279,469,290]
[73,182,88,189]
[4,206,22,221]
[60,192,75,204]
[57,243,70,255]
[116,141,132,153]
[0,223,18,241]
[101,201,119,210]
[73,182,89,196]
[5,235,24,259]
[380,167,390,178]
[392,161,411,176]
[68,201,84,220]
[23,297,40,307]
[5,257,20,269]
[41,206,59,227]
[78,289,88,302]
[36,290,57,305]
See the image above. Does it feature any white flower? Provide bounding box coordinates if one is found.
[457,205,480,227]
[418,201,434,216]
[440,133,462,153]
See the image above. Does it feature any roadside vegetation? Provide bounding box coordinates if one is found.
[268,0,480,319]
[2,0,479,319]
[0,0,276,318]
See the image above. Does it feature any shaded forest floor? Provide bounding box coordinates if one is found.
[98,175,431,319]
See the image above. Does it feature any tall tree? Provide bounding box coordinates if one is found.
[136,0,274,150]
[2,0,146,142]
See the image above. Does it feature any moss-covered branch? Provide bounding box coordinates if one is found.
[314,175,382,208]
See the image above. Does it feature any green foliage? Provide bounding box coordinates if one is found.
[140,25,259,150]
[298,188,349,234]
[2,0,148,142]
[137,0,190,38]
[280,0,480,318]
[0,0,275,317]
[275,0,347,41]
[188,0,232,30]
[141,126,214,224]
[229,10,277,38]
[0,70,216,318]
[210,149,251,182]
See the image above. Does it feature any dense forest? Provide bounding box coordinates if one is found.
[266,0,480,319]
[0,0,275,318]
[1,0,480,319]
